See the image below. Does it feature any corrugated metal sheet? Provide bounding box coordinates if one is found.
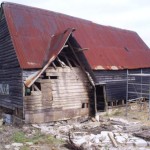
[2,2,150,70]
[24,28,74,87]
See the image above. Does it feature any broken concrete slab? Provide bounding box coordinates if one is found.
[4,145,11,149]
[133,139,148,147]
[123,124,142,133]
[11,143,23,147]
[134,130,150,141]
[115,136,126,144]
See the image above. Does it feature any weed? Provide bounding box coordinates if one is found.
[12,130,64,146]
[112,110,122,116]
[20,146,30,150]
[12,131,28,143]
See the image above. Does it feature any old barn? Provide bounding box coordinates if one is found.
[0,2,150,123]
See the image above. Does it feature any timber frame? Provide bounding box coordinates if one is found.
[23,37,95,123]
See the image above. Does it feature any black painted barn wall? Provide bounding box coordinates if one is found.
[94,70,127,102]
[94,68,150,103]
[0,14,23,110]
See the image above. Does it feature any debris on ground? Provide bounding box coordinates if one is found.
[31,117,150,150]
[1,105,150,150]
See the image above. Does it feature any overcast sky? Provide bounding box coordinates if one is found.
[1,0,150,47]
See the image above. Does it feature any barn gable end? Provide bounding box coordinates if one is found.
[23,36,93,123]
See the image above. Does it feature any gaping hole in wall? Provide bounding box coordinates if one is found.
[96,85,105,111]
[59,46,80,67]
[50,76,58,79]
[42,72,49,79]
[82,103,85,108]
[34,82,41,91]
[25,87,31,96]
[82,103,89,108]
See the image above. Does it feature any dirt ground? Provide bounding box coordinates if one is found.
[106,102,150,126]
[0,102,150,150]
[0,124,68,150]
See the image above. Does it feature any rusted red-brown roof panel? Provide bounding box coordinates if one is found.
[24,28,74,87]
[2,2,150,70]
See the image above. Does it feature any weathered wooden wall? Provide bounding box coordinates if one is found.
[94,68,150,104]
[24,67,91,123]
[0,14,23,115]
[94,70,127,103]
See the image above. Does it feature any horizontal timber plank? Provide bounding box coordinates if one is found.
[51,79,88,82]
[53,96,89,101]
[24,94,90,103]
[52,101,85,105]
[53,93,89,98]
[52,91,89,97]
[51,82,90,88]
[46,67,82,73]
[46,73,86,79]
[25,107,88,123]
[24,96,42,100]
[24,94,42,99]
[25,105,52,111]
[37,79,89,84]
[24,97,89,106]
[51,84,90,90]
[53,97,89,102]
[25,107,62,114]
[52,102,82,106]
[31,91,42,96]
[52,88,88,94]
[25,102,51,107]
[46,70,83,75]
[52,105,81,109]
[24,101,43,105]
[62,107,88,110]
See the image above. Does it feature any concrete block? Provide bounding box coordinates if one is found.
[134,139,147,147]
[115,136,126,144]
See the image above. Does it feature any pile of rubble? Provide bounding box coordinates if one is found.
[32,116,150,150]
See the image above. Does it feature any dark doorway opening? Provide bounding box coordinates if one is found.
[96,85,106,111]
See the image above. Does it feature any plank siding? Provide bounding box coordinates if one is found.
[24,67,91,123]
[0,14,23,112]
[94,70,127,102]
[94,68,150,103]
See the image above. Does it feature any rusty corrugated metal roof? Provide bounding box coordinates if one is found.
[2,2,150,70]
[24,28,74,87]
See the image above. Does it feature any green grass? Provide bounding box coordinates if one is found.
[20,146,30,150]
[13,131,28,143]
[12,130,64,145]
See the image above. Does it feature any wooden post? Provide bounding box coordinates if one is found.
[103,85,108,112]
[108,133,118,148]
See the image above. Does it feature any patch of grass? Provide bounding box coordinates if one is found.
[12,131,28,143]
[112,110,122,116]
[12,130,64,146]
[20,146,30,150]
[103,112,109,117]
[31,131,64,145]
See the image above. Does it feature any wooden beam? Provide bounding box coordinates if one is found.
[33,84,40,91]
[52,62,57,70]
[64,55,73,69]
[74,47,89,52]
[63,45,68,48]
[56,57,66,67]
[108,133,118,148]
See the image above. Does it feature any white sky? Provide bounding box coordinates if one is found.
[1,0,150,47]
